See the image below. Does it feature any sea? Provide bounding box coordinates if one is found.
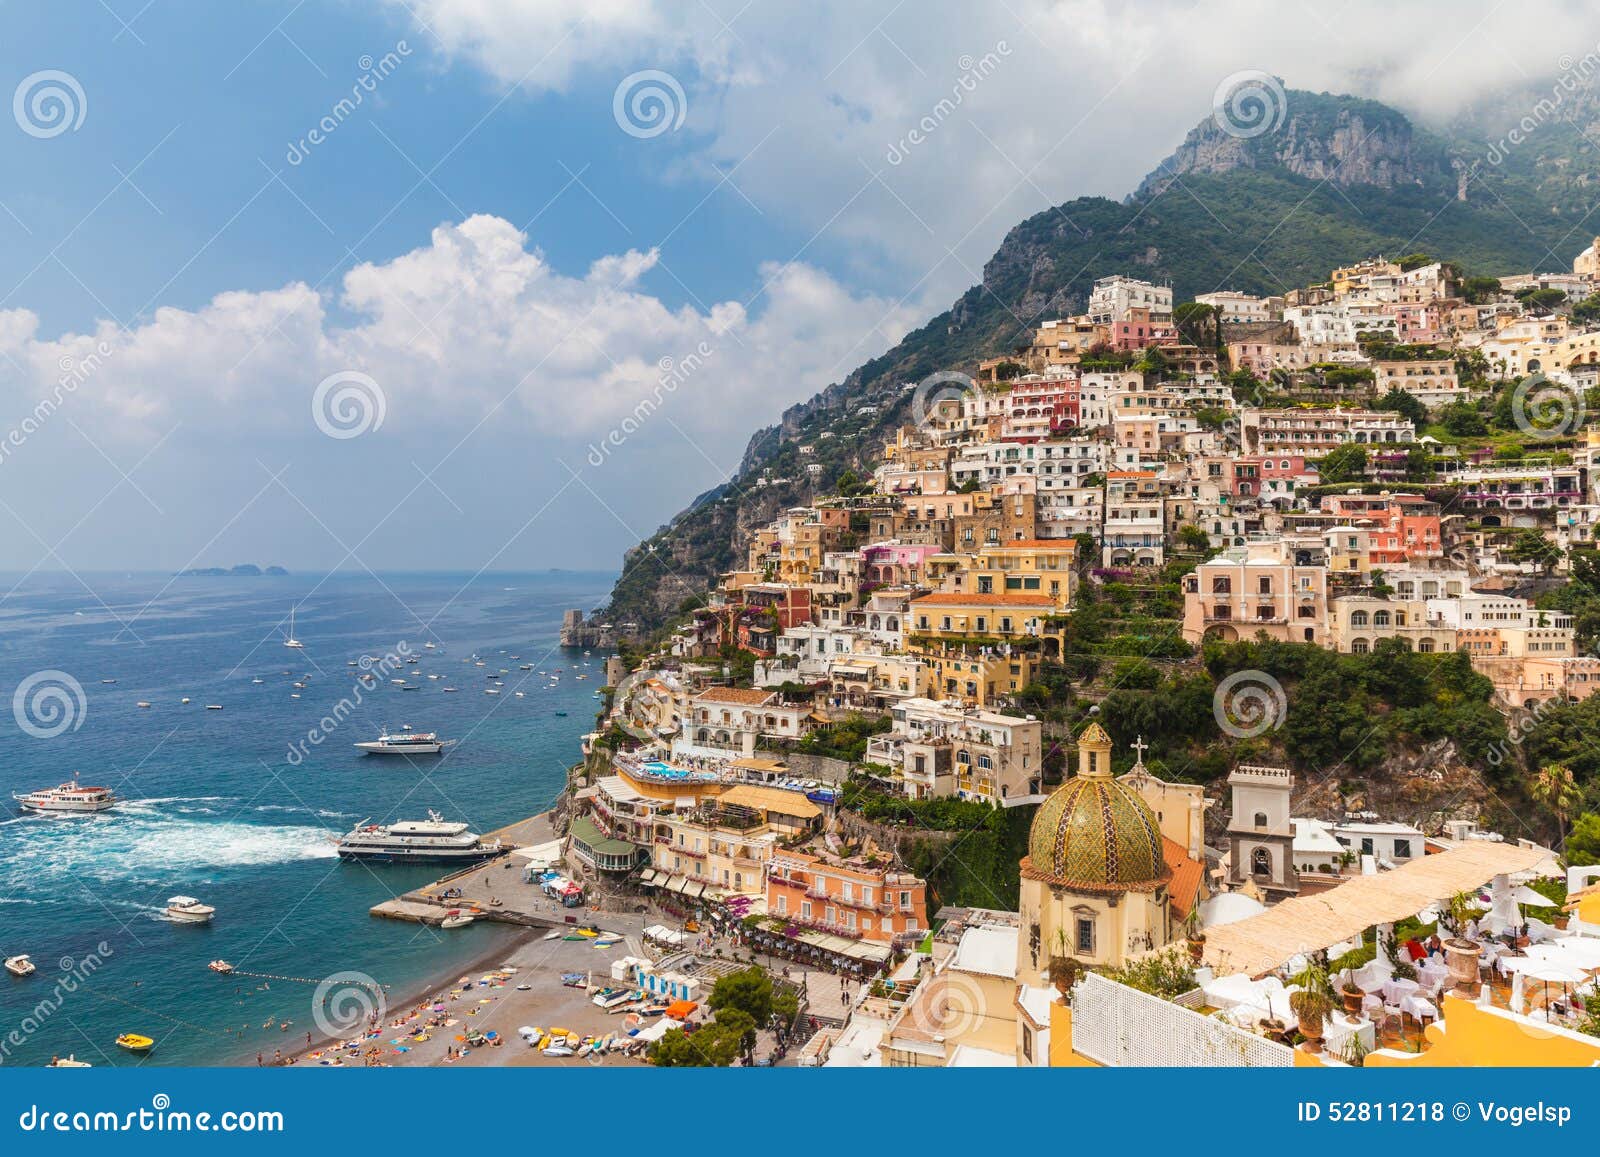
[0,569,615,1068]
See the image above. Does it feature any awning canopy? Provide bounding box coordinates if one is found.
[638,868,660,885]
[716,784,821,818]
[1203,842,1550,977]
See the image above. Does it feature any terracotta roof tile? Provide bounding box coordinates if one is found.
[1163,836,1205,920]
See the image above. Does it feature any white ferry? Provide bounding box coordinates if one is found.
[13,779,119,814]
[353,727,455,756]
[335,811,503,865]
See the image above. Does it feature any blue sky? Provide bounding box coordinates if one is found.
[0,1,1585,582]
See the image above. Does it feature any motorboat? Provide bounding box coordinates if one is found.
[13,778,118,814]
[440,911,474,929]
[46,1055,90,1067]
[115,1034,154,1053]
[208,960,234,974]
[335,812,504,865]
[5,955,36,977]
[165,896,215,924]
[354,727,454,756]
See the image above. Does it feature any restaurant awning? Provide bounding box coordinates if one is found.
[683,880,708,899]
[1203,841,1550,977]
[638,868,660,885]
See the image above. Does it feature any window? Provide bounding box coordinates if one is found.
[775,895,787,915]
[1075,917,1096,954]
[801,901,812,919]
[1253,811,1268,828]
[1252,847,1272,877]
[1361,838,1374,855]
[1393,839,1412,858]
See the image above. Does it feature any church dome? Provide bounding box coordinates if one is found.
[1024,723,1170,891]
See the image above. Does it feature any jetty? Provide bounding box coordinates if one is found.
[369,809,577,930]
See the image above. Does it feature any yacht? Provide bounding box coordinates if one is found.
[5,955,36,977]
[165,896,215,924]
[355,727,453,755]
[13,779,119,814]
[335,811,503,865]
[283,606,305,649]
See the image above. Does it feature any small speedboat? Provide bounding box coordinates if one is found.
[205,704,223,711]
[116,1033,155,1053]
[5,954,36,977]
[46,1055,91,1067]
[165,896,215,924]
[137,701,151,709]
[440,911,474,929]
[208,959,234,974]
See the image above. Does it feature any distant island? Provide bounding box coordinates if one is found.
[175,565,289,577]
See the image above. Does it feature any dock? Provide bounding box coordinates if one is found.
[369,809,578,930]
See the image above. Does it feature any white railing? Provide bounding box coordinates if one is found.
[1070,973,1293,1068]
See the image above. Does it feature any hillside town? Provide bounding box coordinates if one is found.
[562,244,1600,1068]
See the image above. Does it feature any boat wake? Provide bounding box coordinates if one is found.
[0,802,338,894]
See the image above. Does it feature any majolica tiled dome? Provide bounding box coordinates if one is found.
[1024,723,1169,891]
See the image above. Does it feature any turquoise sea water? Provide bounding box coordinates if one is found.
[0,570,612,1067]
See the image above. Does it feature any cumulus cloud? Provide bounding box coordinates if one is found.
[0,214,915,453]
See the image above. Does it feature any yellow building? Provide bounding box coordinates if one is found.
[1016,724,1178,983]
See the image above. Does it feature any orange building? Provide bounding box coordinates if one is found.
[765,850,928,943]
[1320,492,1442,563]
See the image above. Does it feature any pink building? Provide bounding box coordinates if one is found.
[863,542,942,586]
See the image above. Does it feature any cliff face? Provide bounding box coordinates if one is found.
[1134,90,1451,199]
[600,87,1591,635]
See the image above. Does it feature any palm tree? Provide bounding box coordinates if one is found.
[1530,763,1584,844]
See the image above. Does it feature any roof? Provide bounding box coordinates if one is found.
[947,1044,1015,1067]
[715,784,822,818]
[1163,837,1205,920]
[949,924,1018,978]
[1202,841,1550,977]
[694,686,777,705]
[909,592,1055,608]
[568,815,639,858]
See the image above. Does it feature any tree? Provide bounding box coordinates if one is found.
[993,359,1025,381]
[1573,294,1600,326]
[708,966,774,1028]
[1461,277,1503,305]
[1506,528,1562,575]
[834,469,872,498]
[1530,764,1584,842]
[1375,386,1428,430]
[648,1011,754,1067]
[1173,301,1220,352]
[1316,443,1368,484]
[1516,286,1568,313]
[1176,524,1211,553]
[1566,812,1600,866]
[1437,401,1488,437]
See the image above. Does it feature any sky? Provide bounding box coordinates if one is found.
[1,0,1598,584]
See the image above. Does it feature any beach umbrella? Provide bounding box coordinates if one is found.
[1511,885,1556,907]
[1552,938,1600,968]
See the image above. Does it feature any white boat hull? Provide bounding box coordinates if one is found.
[354,741,446,755]
[166,907,215,924]
[15,797,117,814]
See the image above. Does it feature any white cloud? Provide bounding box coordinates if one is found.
[0,214,914,454]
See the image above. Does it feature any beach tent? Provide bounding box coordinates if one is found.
[632,1017,683,1044]
[665,999,698,1021]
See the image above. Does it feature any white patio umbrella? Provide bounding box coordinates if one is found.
[1511,885,1556,907]
[1552,937,1600,969]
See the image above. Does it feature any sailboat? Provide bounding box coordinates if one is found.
[283,605,305,649]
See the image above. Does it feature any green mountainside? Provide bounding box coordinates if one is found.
[603,86,1600,632]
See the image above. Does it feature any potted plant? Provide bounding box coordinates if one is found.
[1047,929,1081,995]
[1183,907,1206,963]
[1289,961,1336,1055]
[1440,890,1482,997]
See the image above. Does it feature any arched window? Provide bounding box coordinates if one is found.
[1418,638,1435,653]
[1373,610,1391,627]
[1351,638,1370,654]
[1252,848,1272,877]
[1253,812,1268,828]
[1349,610,1369,627]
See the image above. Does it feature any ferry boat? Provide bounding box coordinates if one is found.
[335,811,503,865]
[5,955,35,977]
[165,896,215,924]
[353,727,454,756]
[13,778,119,814]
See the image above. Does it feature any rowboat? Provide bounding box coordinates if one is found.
[116,1033,155,1053]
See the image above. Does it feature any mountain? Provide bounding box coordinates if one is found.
[602,85,1600,633]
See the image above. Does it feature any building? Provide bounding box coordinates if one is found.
[1239,407,1416,454]
[865,697,1044,804]
[1087,275,1172,325]
[765,850,928,943]
[1180,540,1329,645]
[1226,764,1299,901]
